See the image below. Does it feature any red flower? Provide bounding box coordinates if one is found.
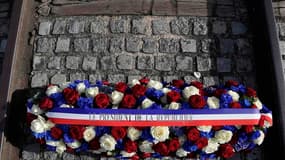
[168,138,180,152]
[121,95,136,109]
[153,142,169,156]
[172,80,184,88]
[212,126,223,131]
[131,155,140,160]
[243,125,254,133]
[39,97,53,110]
[196,137,208,149]
[246,87,257,97]
[50,127,63,139]
[63,88,80,105]
[115,82,128,93]
[187,127,200,142]
[102,80,110,85]
[226,80,239,87]
[111,127,127,140]
[69,125,84,140]
[139,77,150,84]
[191,81,203,90]
[167,90,181,102]
[26,113,37,125]
[124,140,138,153]
[214,89,227,97]
[36,138,46,145]
[189,95,206,109]
[94,93,110,108]
[230,102,242,108]
[141,153,151,158]
[89,137,100,150]
[218,144,234,158]
[132,84,147,98]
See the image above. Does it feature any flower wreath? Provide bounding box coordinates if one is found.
[26,78,272,159]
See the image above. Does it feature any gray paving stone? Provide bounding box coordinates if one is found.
[212,20,227,34]
[236,38,253,55]
[231,22,247,35]
[51,74,67,84]
[181,39,197,53]
[155,56,174,71]
[176,56,193,71]
[47,56,61,70]
[201,39,213,53]
[279,41,285,55]
[152,19,170,35]
[193,18,208,35]
[0,3,9,12]
[0,39,7,52]
[100,56,116,70]
[31,73,48,87]
[196,57,212,71]
[278,23,285,37]
[38,21,52,35]
[236,58,252,72]
[43,151,58,160]
[170,17,190,35]
[70,73,86,82]
[108,74,125,83]
[126,37,142,53]
[203,76,219,87]
[68,20,85,34]
[142,38,157,53]
[217,57,231,72]
[117,55,135,70]
[131,17,147,34]
[52,20,66,34]
[62,152,80,160]
[89,74,104,82]
[110,17,128,33]
[37,38,56,53]
[219,38,234,54]
[74,38,89,52]
[66,56,81,69]
[159,38,180,53]
[37,5,50,16]
[163,76,178,82]
[55,37,70,52]
[80,154,95,160]
[82,56,97,71]
[184,75,199,83]
[92,37,108,53]
[137,55,154,70]
[33,56,46,70]
[90,17,109,34]
[216,6,235,17]
[22,150,40,160]
[109,37,124,53]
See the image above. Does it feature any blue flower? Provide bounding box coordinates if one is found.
[96,127,111,137]
[149,103,162,109]
[230,86,239,92]
[181,102,190,109]
[170,127,184,136]
[32,132,46,139]
[183,141,198,152]
[223,126,237,132]
[145,88,164,100]
[238,84,246,93]
[46,145,56,151]
[141,128,154,141]
[77,97,93,109]
[251,130,261,140]
[200,131,214,138]
[115,139,124,150]
[63,133,74,143]
[240,99,251,107]
[220,93,233,104]
[76,142,88,152]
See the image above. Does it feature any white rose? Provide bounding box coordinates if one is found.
[83,126,96,142]
[85,87,99,98]
[46,140,59,147]
[45,120,55,130]
[120,151,136,157]
[46,85,60,96]
[59,104,74,108]
[207,97,220,109]
[76,82,86,94]
[56,141,66,154]
[111,91,124,105]
[168,102,180,110]
[253,130,265,145]
[139,140,154,153]
[99,134,117,151]
[30,116,48,133]
[227,90,240,102]
[59,82,70,90]
[141,98,154,109]
[203,138,219,154]
[253,98,263,110]
[30,104,44,115]
[127,127,142,141]
[147,80,163,90]
[197,126,212,133]
[182,86,200,99]
[215,130,233,144]
[130,79,140,87]
[150,126,169,142]
[176,148,189,157]
[66,140,81,149]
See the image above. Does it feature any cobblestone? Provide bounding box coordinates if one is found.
[181,39,196,53]
[217,57,231,72]
[155,56,174,71]
[184,75,199,83]
[108,74,125,83]
[201,39,213,53]
[137,55,154,70]
[90,17,109,34]
[37,38,56,53]
[203,76,219,87]
[100,56,115,70]
[70,73,86,82]
[47,56,61,70]
[43,151,58,160]
[152,19,170,35]
[109,37,124,53]
[33,56,46,71]
[236,58,252,72]
[219,38,234,54]
[193,18,208,35]
[51,74,67,84]
[126,37,142,53]
[212,20,227,34]
[55,37,70,52]
[131,18,147,34]
[176,56,193,71]
[127,75,142,83]
[170,17,190,35]
[52,20,66,34]
[89,74,104,82]
[92,37,108,53]
[231,22,247,35]
[38,21,52,35]
[74,38,89,52]
[68,20,85,34]
[66,56,81,69]
[236,38,252,55]
[197,57,212,71]
[278,23,285,37]
[0,39,7,53]
[159,38,179,53]
[31,73,48,87]
[110,17,128,33]
[62,152,80,160]
[142,38,157,53]
[163,76,178,82]
[82,56,97,71]
[117,55,135,70]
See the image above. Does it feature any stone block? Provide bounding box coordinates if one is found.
[117,55,135,70]
[216,6,235,17]
[217,57,231,72]
[109,37,124,53]
[74,38,89,52]
[155,56,174,71]
[108,74,125,83]
[55,37,70,52]
[236,58,252,72]
[201,39,213,53]
[231,22,247,35]
[137,55,154,70]
[235,38,253,55]
[52,20,66,34]
[142,38,157,53]
[38,21,52,35]
[184,75,199,83]
[51,74,67,84]
[21,150,40,160]
[196,57,212,71]
[203,76,219,87]
[70,73,86,82]
[0,39,7,52]
[66,56,81,69]
[68,20,85,34]
[110,17,128,33]
[31,73,48,87]
[82,56,97,71]
[170,17,190,35]
[176,56,193,71]
[279,41,285,55]
[89,74,104,82]
[126,37,142,53]
[43,151,58,160]
[219,38,234,54]
[100,56,116,70]
[212,20,227,34]
[193,18,208,36]
[0,3,9,12]
[159,38,180,53]
[37,38,55,53]
[152,19,170,35]
[33,56,46,70]
[131,17,147,34]
[163,76,178,82]
[181,39,197,53]
[90,17,109,34]
[47,56,61,70]
[92,37,108,53]
[278,23,285,37]
[62,152,80,160]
